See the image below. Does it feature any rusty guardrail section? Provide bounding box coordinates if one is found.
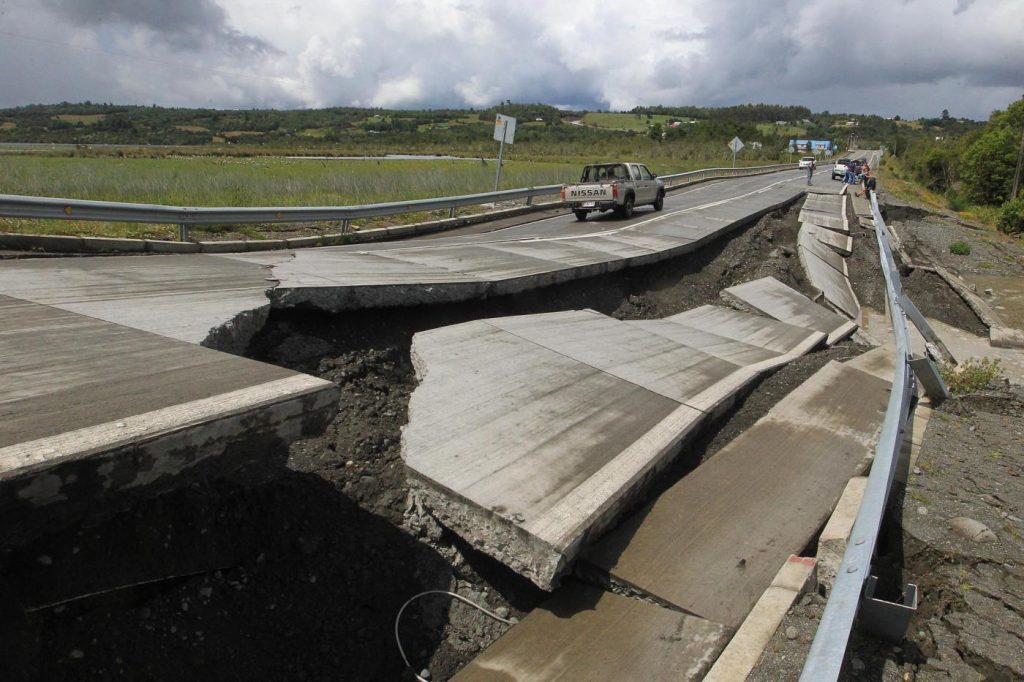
[800,190,948,680]
[0,163,795,243]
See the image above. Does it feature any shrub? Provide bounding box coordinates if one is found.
[940,357,1002,394]
[949,240,972,255]
[945,189,969,212]
[998,195,1024,235]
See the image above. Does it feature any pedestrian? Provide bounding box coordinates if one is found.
[844,160,856,184]
[856,171,877,198]
[806,158,815,185]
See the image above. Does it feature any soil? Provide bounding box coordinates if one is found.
[9,192,1009,682]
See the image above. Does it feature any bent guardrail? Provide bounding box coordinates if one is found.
[0,163,796,242]
[800,191,947,680]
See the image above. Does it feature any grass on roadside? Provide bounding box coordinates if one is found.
[877,155,999,230]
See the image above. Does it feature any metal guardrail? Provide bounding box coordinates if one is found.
[799,191,946,680]
[0,163,796,241]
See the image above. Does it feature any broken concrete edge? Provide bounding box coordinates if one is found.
[0,200,566,255]
[407,401,709,591]
[269,195,806,313]
[200,301,272,356]
[703,555,817,682]
[0,375,339,548]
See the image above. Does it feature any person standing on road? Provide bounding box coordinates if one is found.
[807,158,815,185]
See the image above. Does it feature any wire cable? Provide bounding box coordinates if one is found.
[394,590,514,681]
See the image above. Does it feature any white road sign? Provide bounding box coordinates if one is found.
[728,136,744,153]
[494,114,517,144]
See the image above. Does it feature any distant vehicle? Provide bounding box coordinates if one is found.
[832,158,852,180]
[561,162,665,220]
[798,156,816,169]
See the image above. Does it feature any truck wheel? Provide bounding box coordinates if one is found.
[653,191,664,211]
[617,195,635,218]
[573,209,588,221]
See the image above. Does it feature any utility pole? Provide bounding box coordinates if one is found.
[1012,122,1024,200]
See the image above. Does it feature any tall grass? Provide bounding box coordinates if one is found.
[0,156,580,206]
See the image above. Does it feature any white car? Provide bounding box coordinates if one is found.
[798,156,816,169]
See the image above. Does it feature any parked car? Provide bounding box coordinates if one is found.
[561,162,665,220]
[798,156,816,169]
[832,158,852,180]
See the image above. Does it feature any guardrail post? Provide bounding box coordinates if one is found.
[178,223,189,242]
[525,195,534,207]
[341,219,350,234]
[448,206,456,219]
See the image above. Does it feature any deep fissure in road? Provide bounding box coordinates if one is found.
[3,196,981,682]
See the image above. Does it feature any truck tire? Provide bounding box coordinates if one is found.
[616,194,635,219]
[653,191,664,211]
[573,209,588,221]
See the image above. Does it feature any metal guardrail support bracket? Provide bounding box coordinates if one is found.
[860,576,918,643]
[525,195,534,207]
[909,356,949,403]
[448,206,456,219]
[178,223,189,242]
[899,294,955,363]
[341,219,350,234]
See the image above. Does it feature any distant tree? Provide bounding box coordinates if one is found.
[960,97,1024,204]
[942,109,950,120]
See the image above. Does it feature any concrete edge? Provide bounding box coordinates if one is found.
[703,555,817,682]
[929,264,1000,329]
[0,375,339,547]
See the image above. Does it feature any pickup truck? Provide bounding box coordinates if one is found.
[832,158,851,181]
[561,162,665,220]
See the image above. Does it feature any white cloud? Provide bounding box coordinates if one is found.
[0,0,1020,119]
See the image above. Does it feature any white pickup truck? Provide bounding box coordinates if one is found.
[561,162,665,220]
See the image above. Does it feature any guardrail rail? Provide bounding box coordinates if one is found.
[800,191,948,680]
[0,163,796,242]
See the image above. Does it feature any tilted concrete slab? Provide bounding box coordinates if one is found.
[798,222,861,320]
[722,276,858,345]
[804,222,854,256]
[453,584,728,681]
[803,194,844,212]
[582,361,889,628]
[665,304,827,356]
[798,209,849,233]
[0,254,273,353]
[0,295,338,546]
[403,303,824,589]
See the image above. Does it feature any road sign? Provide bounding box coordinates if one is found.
[494,114,517,144]
[728,137,744,168]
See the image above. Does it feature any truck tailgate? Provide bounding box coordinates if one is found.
[564,183,614,202]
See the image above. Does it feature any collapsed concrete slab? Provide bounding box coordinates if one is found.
[452,584,728,681]
[798,220,861,320]
[722,276,858,345]
[582,360,890,628]
[798,208,848,233]
[0,295,338,546]
[402,305,824,589]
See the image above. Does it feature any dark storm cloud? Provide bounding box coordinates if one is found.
[41,0,277,55]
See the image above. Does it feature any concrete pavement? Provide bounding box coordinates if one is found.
[0,294,338,545]
[403,288,834,590]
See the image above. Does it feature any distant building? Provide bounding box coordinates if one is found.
[789,139,833,153]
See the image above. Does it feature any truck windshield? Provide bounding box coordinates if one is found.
[581,164,628,182]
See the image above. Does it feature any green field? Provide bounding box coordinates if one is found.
[755,122,806,137]
[580,112,675,132]
[0,155,582,239]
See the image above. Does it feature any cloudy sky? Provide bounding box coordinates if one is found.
[0,0,1020,120]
